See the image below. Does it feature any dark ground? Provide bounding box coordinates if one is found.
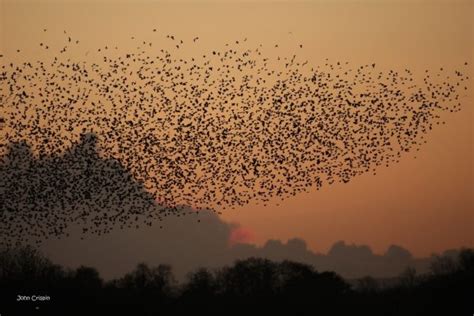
[1,246,473,316]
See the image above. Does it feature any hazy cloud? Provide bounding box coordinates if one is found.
[40,210,436,281]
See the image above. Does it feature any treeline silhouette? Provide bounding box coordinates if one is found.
[1,246,472,316]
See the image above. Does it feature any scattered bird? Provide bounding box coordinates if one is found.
[0,31,469,246]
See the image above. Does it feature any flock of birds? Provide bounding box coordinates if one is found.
[0,29,469,245]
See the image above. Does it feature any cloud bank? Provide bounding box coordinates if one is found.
[40,210,437,281]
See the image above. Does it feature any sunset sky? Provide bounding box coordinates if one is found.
[1,0,472,259]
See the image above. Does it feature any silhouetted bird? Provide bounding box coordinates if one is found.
[0,30,469,244]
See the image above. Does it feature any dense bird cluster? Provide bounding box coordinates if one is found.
[0,133,176,245]
[0,30,469,244]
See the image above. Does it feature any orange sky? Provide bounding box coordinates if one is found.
[1,0,472,257]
